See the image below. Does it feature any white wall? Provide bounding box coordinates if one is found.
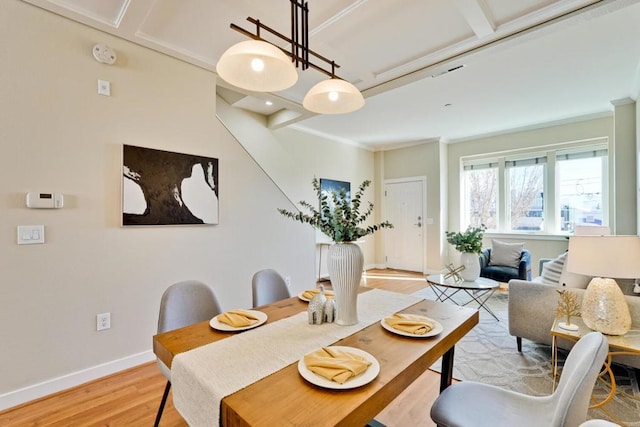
[273,127,377,267]
[635,67,640,235]
[613,100,637,234]
[0,0,316,406]
[217,102,378,274]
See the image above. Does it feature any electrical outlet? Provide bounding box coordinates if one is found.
[97,312,111,331]
[285,276,292,287]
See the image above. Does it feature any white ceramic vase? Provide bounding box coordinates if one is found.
[460,252,480,281]
[327,242,364,325]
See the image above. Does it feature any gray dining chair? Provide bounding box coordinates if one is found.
[430,331,608,427]
[154,280,222,427]
[251,269,290,307]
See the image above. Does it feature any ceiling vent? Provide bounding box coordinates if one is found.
[431,64,466,78]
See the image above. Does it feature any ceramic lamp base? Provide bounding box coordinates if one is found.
[581,277,631,335]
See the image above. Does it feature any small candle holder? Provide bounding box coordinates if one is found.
[323,298,336,323]
[308,285,327,325]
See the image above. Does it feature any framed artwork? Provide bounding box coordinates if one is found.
[319,178,350,209]
[122,145,219,225]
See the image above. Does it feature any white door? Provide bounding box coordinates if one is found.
[384,179,425,272]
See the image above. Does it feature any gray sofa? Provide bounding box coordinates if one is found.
[509,278,640,369]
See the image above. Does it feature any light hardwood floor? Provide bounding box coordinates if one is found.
[0,269,441,427]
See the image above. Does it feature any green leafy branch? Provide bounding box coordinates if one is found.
[278,178,393,243]
[445,225,487,254]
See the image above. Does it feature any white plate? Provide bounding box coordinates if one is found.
[380,317,443,338]
[297,290,335,302]
[209,310,268,331]
[297,346,380,390]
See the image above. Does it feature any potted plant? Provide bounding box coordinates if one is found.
[279,178,393,325]
[445,225,486,281]
[278,178,393,243]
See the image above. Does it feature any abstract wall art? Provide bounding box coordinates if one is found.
[122,145,219,225]
[319,178,350,214]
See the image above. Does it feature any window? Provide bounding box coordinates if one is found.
[463,162,497,229]
[506,156,545,232]
[461,142,608,234]
[556,147,607,232]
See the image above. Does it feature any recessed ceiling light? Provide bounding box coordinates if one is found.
[265,100,273,106]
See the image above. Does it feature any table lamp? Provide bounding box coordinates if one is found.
[566,235,640,335]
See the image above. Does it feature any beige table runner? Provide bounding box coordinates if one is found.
[171,289,422,426]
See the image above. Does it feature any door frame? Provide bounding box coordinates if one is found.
[383,176,428,273]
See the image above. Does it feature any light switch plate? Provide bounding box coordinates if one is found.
[17,225,45,244]
[98,80,110,96]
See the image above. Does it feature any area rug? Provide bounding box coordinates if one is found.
[413,288,640,426]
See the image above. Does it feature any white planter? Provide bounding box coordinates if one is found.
[460,252,480,281]
[327,242,364,325]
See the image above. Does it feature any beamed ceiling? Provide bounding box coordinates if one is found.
[22,0,640,150]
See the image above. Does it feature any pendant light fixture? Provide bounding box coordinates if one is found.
[216,39,298,92]
[217,1,364,114]
[303,63,364,114]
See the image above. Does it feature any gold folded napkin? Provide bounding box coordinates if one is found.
[302,289,335,300]
[384,313,436,335]
[216,310,260,327]
[303,347,371,384]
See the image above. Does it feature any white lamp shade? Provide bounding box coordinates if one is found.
[216,40,298,92]
[303,78,365,114]
[566,235,640,278]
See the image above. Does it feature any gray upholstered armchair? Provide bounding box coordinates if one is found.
[479,248,532,282]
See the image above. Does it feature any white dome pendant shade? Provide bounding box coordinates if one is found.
[303,78,365,114]
[216,40,298,92]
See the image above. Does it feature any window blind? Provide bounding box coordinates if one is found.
[556,145,607,161]
[505,155,547,168]
[463,160,498,171]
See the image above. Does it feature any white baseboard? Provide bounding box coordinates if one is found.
[0,350,155,412]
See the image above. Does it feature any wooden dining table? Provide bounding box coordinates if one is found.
[153,288,479,427]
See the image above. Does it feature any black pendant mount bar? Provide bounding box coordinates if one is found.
[228,0,342,79]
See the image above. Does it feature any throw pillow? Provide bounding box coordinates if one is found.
[558,253,591,288]
[541,252,565,286]
[489,240,524,268]
[540,252,592,288]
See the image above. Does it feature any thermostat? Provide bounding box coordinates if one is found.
[26,192,64,209]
